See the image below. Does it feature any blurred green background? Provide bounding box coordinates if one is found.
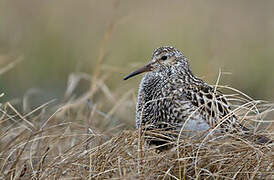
[1,0,274,105]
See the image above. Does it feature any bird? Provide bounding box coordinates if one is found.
[123,46,271,145]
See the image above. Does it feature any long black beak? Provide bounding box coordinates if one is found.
[123,63,152,80]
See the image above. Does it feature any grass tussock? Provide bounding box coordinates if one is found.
[0,86,273,179]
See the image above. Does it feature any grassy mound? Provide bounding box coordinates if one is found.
[0,112,273,179]
[0,72,273,179]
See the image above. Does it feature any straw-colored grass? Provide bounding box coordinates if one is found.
[0,79,273,179]
[0,3,273,178]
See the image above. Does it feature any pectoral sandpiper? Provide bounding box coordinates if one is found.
[124,46,271,145]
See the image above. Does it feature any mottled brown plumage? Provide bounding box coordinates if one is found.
[124,46,271,144]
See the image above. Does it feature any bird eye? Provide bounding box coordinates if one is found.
[161,56,167,60]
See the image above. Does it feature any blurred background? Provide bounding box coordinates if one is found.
[0,0,274,128]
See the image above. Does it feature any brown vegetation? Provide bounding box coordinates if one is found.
[0,73,273,179]
[1,1,273,179]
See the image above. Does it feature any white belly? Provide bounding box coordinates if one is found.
[178,118,210,132]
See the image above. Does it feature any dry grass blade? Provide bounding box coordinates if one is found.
[0,55,23,75]
[89,1,120,101]
[7,102,35,130]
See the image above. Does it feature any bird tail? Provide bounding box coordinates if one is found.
[255,135,272,144]
[245,134,273,144]
[232,123,272,145]
[241,125,272,144]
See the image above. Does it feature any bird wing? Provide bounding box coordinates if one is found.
[182,83,238,129]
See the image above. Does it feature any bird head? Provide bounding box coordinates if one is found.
[123,46,188,80]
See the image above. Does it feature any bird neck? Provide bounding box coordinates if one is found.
[170,64,204,87]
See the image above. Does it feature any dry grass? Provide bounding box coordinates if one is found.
[0,2,273,179]
[0,74,273,179]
